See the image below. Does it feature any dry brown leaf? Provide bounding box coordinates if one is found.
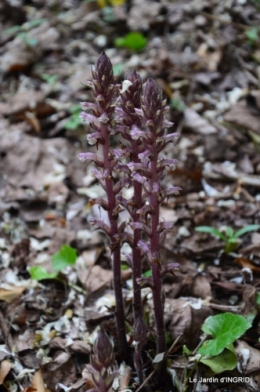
[0,286,26,303]
[236,340,260,374]
[166,298,212,348]
[0,360,12,384]
[21,388,37,392]
[191,274,212,299]
[32,369,46,392]
[82,265,113,293]
[234,257,260,272]
[184,108,217,135]
[224,100,260,135]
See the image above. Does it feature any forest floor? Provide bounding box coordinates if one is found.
[1,0,260,391]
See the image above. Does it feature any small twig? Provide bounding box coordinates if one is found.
[135,336,182,392]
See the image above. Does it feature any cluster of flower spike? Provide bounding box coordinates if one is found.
[79,52,179,365]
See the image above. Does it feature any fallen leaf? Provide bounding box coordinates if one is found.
[184,108,217,135]
[32,369,46,392]
[0,360,12,384]
[234,257,260,272]
[236,340,260,374]
[0,286,26,303]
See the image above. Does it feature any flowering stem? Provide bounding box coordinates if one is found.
[132,180,143,321]
[150,159,166,354]
[102,123,128,361]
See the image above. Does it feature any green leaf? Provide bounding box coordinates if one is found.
[233,224,260,239]
[26,37,39,47]
[143,269,152,277]
[170,98,186,112]
[195,226,227,242]
[183,345,192,355]
[29,266,57,281]
[257,292,260,305]
[3,25,21,35]
[113,63,123,75]
[121,263,129,270]
[200,345,237,374]
[114,32,147,51]
[69,104,81,114]
[245,27,259,45]
[64,115,82,130]
[198,313,251,357]
[23,18,47,30]
[51,245,77,272]
[41,74,58,85]
[225,226,234,238]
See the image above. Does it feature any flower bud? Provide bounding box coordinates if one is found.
[95,52,114,90]
[134,317,148,347]
[93,329,114,370]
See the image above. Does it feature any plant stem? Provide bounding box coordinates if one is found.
[102,122,128,361]
[132,179,143,322]
[150,158,166,354]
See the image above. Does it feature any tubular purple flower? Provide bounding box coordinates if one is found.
[163,132,178,143]
[90,218,111,236]
[138,149,152,163]
[158,158,178,169]
[137,239,151,255]
[127,162,150,177]
[80,112,99,125]
[78,152,103,167]
[130,125,147,140]
[81,102,98,111]
[157,221,174,232]
[113,178,131,194]
[136,203,154,216]
[164,186,181,196]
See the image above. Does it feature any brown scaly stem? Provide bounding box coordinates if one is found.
[150,159,166,354]
[101,122,128,361]
[132,180,143,321]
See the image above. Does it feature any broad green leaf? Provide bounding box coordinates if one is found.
[195,226,227,242]
[233,224,260,239]
[200,345,237,374]
[115,32,147,51]
[29,266,57,281]
[51,245,77,272]
[121,263,129,270]
[198,313,251,357]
